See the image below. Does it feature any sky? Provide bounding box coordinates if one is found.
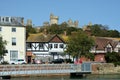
[0,0,120,31]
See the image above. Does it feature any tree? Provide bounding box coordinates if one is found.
[107,30,120,37]
[47,24,61,34]
[89,24,120,37]
[66,31,95,60]
[90,24,108,37]
[0,37,7,61]
[105,52,120,66]
[26,25,36,39]
[66,27,78,35]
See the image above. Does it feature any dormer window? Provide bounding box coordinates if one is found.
[107,47,111,52]
[5,17,9,22]
[11,18,13,22]
[2,18,4,22]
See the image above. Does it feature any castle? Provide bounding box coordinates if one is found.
[43,13,79,27]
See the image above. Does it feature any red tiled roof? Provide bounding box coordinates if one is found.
[49,35,65,43]
[27,34,65,43]
[95,37,119,50]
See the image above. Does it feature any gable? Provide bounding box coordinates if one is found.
[49,35,65,43]
[115,41,120,48]
[106,43,112,48]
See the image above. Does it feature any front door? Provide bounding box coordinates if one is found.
[28,56,31,64]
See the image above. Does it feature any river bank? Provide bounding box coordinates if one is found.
[11,74,120,80]
[11,63,120,78]
[92,63,120,74]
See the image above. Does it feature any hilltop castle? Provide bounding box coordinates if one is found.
[43,13,79,27]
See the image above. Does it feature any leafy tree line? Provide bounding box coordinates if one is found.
[26,23,120,38]
[39,23,120,37]
[26,25,37,39]
[39,23,81,35]
[89,24,120,37]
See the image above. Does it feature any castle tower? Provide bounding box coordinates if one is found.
[74,20,79,27]
[83,22,92,36]
[50,13,59,25]
[26,19,32,26]
[68,19,73,26]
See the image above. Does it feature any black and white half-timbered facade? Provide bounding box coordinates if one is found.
[26,35,67,63]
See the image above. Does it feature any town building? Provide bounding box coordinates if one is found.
[82,23,120,62]
[26,34,68,63]
[0,16,26,63]
[26,33,120,63]
[91,37,120,62]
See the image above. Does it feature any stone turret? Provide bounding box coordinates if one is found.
[50,13,59,25]
[83,22,92,36]
[26,19,32,26]
[74,20,79,27]
[67,19,79,27]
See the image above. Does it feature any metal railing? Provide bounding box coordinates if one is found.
[0,62,91,76]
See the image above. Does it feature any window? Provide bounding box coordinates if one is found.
[11,18,13,22]
[59,44,64,48]
[10,50,18,61]
[54,44,58,48]
[27,43,32,48]
[118,48,120,53]
[39,43,44,48]
[49,44,53,49]
[0,27,2,31]
[106,47,111,52]
[6,17,9,22]
[12,28,16,32]
[2,18,4,22]
[12,37,16,45]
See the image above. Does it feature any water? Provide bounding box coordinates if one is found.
[10,74,120,80]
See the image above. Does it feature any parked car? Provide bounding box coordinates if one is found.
[35,60,41,64]
[51,58,64,64]
[10,59,26,64]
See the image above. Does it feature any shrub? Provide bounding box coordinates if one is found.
[1,61,9,65]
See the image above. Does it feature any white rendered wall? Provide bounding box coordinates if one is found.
[0,26,26,62]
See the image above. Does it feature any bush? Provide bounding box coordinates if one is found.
[64,59,73,63]
[114,62,120,67]
[1,61,9,65]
